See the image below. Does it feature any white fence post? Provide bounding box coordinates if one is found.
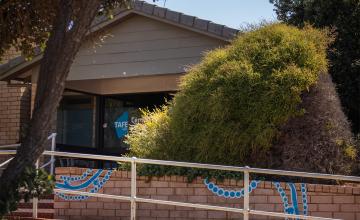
[243,167,250,220]
[49,133,57,175]
[130,157,137,220]
[32,159,39,219]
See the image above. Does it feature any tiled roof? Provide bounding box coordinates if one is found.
[130,1,239,40]
[0,0,239,80]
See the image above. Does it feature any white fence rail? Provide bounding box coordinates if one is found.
[1,138,360,220]
[0,133,57,218]
[0,143,20,149]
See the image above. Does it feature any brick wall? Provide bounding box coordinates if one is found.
[0,81,31,164]
[0,81,31,145]
[55,168,360,220]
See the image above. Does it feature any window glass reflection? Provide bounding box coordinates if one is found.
[57,92,96,148]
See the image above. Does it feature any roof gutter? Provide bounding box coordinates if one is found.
[0,55,42,81]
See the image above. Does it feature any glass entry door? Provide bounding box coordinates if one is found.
[103,98,135,154]
[57,91,171,158]
[102,94,167,155]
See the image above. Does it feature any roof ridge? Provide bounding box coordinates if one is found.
[132,1,239,39]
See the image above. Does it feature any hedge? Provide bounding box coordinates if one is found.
[125,23,356,177]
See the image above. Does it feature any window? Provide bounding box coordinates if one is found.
[103,97,142,151]
[57,91,171,156]
[57,91,96,148]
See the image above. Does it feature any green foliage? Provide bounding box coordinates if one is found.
[0,167,54,217]
[270,0,360,134]
[19,167,55,202]
[127,24,331,170]
[0,0,56,61]
[0,0,131,61]
[126,107,172,160]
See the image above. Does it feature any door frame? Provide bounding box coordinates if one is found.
[56,89,172,157]
[56,89,128,156]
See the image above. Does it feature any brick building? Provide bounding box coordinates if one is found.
[0,1,238,164]
[0,46,29,146]
[1,3,360,220]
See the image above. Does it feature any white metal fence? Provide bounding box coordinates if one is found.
[1,136,360,220]
[0,133,57,218]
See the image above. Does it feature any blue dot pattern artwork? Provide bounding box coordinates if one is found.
[55,169,113,201]
[204,178,261,198]
[55,168,308,218]
[204,178,308,218]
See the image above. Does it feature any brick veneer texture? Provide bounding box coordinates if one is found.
[54,168,360,220]
[0,81,31,164]
[0,81,31,144]
[0,80,56,169]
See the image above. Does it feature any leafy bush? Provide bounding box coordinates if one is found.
[0,167,54,217]
[126,23,356,175]
[271,0,360,135]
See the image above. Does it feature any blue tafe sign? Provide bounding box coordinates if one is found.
[114,111,129,138]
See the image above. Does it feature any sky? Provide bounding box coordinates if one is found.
[144,0,278,29]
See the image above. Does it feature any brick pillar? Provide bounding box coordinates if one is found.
[0,81,31,163]
[0,81,31,145]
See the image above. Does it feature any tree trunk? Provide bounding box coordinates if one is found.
[0,0,101,214]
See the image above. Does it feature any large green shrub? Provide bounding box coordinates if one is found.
[271,0,360,135]
[126,24,356,174]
